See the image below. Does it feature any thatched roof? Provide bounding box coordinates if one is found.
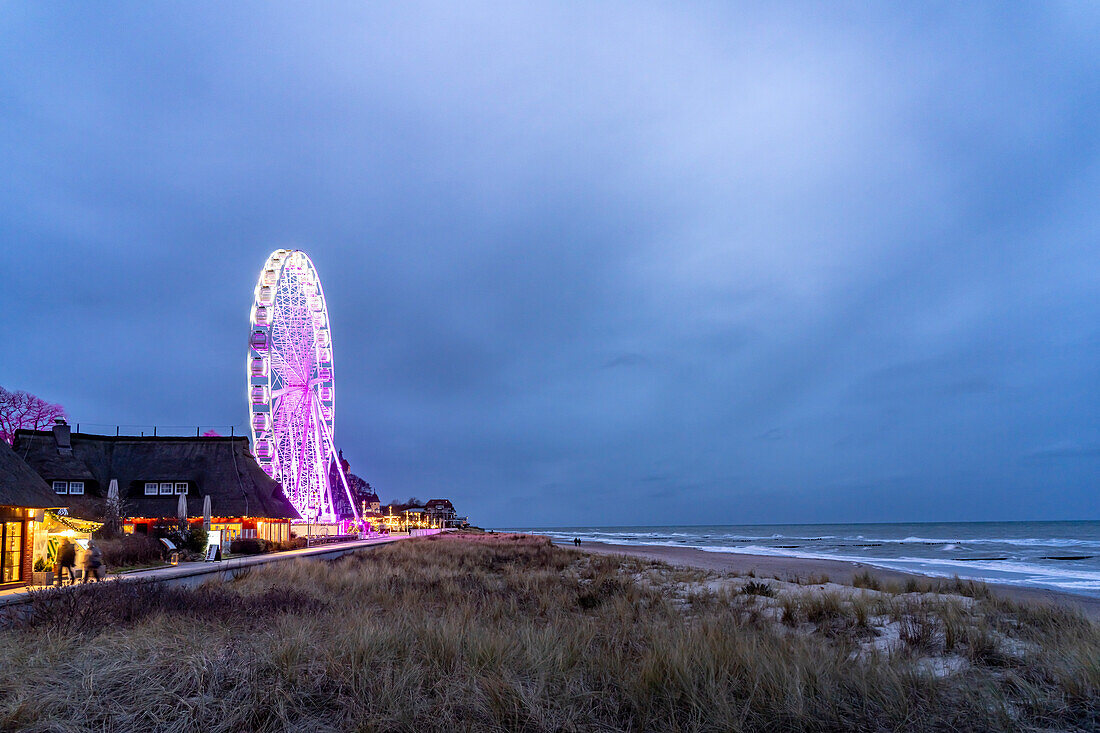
[0,440,64,509]
[12,429,300,521]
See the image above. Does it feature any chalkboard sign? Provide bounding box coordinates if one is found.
[205,526,222,559]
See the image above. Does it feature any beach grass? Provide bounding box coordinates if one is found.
[0,533,1097,732]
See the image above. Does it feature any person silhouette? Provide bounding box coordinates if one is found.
[56,539,77,586]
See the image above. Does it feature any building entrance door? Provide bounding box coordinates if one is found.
[1,521,23,583]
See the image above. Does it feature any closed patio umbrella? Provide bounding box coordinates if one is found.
[107,479,121,534]
[203,495,211,533]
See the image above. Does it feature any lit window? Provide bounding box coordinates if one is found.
[53,481,68,494]
[145,482,158,496]
[175,483,188,495]
[160,482,174,495]
[68,481,84,495]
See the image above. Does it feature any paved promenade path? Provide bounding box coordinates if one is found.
[0,531,440,607]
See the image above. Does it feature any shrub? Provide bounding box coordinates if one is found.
[742,580,776,597]
[230,538,268,555]
[152,523,208,554]
[904,577,930,594]
[97,536,164,568]
[852,570,881,591]
[272,538,309,552]
[184,526,208,554]
[900,613,940,653]
[803,593,846,624]
[144,519,208,554]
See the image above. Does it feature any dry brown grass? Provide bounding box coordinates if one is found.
[0,532,1097,732]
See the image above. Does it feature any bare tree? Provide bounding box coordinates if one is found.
[0,386,67,444]
[347,472,372,496]
[99,494,131,539]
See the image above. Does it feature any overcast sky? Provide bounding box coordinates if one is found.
[2,3,1098,527]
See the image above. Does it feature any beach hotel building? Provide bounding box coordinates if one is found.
[0,440,65,590]
[13,421,299,544]
[424,499,457,524]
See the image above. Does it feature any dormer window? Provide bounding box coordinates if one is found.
[52,481,85,495]
[144,481,189,496]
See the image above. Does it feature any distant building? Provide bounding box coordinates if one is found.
[424,498,457,523]
[0,440,65,589]
[329,450,381,521]
[13,422,299,543]
[361,489,381,513]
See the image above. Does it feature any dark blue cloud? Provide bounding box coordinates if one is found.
[1,2,1099,525]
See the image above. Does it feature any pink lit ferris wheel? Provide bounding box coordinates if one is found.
[247,249,357,523]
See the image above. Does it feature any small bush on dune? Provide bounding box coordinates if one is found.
[577,577,630,609]
[900,612,940,653]
[904,577,930,594]
[742,580,776,597]
[853,570,881,590]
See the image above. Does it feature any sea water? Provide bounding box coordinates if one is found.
[502,521,1100,598]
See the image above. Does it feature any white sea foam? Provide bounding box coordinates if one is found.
[837,536,1100,548]
[512,524,1100,597]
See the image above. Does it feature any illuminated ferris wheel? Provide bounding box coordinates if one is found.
[247,249,356,523]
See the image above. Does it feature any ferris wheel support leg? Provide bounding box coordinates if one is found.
[313,398,361,525]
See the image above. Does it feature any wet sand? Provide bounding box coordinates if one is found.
[556,539,1100,620]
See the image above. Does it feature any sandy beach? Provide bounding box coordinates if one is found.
[557,538,1100,620]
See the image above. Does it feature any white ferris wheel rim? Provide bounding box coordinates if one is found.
[247,248,346,521]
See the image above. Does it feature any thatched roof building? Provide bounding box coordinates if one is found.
[0,440,61,510]
[12,423,299,522]
[0,440,64,588]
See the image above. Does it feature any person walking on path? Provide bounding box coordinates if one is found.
[55,538,77,586]
[82,540,103,583]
